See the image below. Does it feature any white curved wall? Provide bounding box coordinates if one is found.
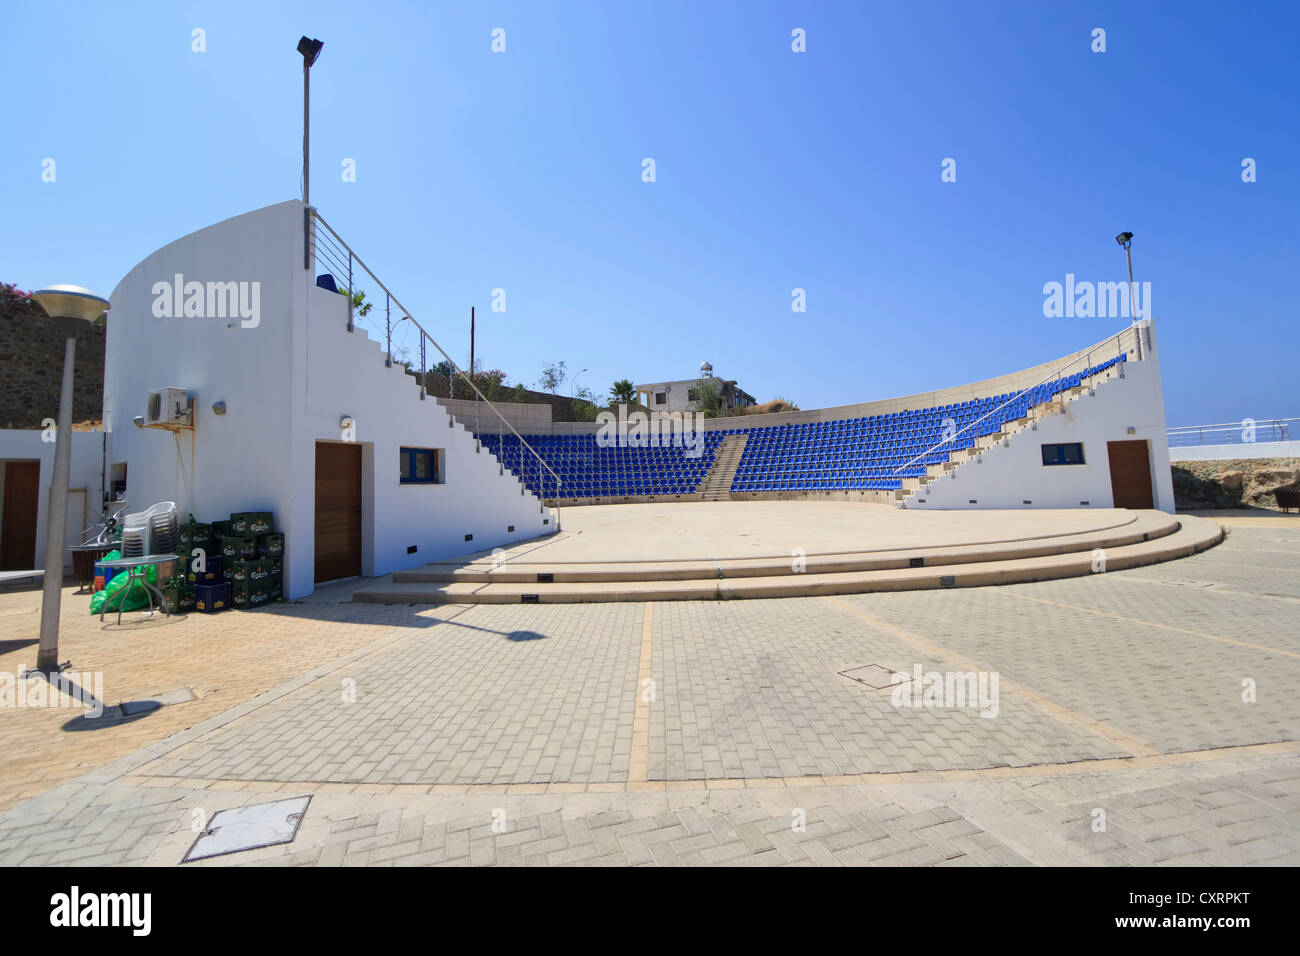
[107,200,553,598]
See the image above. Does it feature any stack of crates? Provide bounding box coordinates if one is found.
[220,511,284,609]
[163,517,204,612]
[176,510,285,611]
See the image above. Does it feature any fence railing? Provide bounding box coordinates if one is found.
[307,208,564,506]
[1167,418,1296,448]
[892,324,1140,478]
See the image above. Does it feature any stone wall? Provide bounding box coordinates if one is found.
[1171,457,1300,511]
[0,284,105,429]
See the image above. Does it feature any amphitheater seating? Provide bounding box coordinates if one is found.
[475,356,1125,499]
[477,430,728,499]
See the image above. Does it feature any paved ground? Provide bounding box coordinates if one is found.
[1,512,1297,866]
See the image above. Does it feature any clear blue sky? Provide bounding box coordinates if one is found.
[3,1,1296,426]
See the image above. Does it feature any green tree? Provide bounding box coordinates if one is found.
[609,379,637,404]
[691,377,724,418]
[538,360,567,394]
[346,289,373,319]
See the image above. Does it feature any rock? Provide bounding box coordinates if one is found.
[1216,471,1244,492]
[1244,467,1300,504]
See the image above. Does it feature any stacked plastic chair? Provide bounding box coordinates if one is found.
[119,501,180,557]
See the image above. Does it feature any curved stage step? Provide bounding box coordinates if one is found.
[351,513,1223,605]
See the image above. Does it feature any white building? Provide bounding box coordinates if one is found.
[636,362,756,414]
[0,428,104,573]
[104,200,556,599]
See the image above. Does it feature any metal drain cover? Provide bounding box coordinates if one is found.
[1160,579,1219,590]
[120,687,196,716]
[184,796,311,863]
[839,665,906,689]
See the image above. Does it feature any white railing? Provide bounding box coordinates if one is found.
[892,325,1139,478]
[308,209,564,506]
[1167,418,1296,448]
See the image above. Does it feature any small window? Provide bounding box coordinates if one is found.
[400,447,441,483]
[1041,442,1085,466]
[687,389,698,402]
[655,392,666,405]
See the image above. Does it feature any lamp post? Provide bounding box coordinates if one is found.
[1115,231,1142,359]
[32,285,110,673]
[298,35,324,269]
[571,368,589,400]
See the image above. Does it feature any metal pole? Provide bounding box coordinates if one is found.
[385,292,392,367]
[420,336,426,400]
[346,251,354,331]
[302,59,311,269]
[303,58,310,207]
[469,306,475,404]
[1126,244,1144,361]
[36,334,77,671]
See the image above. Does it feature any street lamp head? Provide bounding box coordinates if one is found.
[297,36,324,67]
[1115,231,1134,248]
[34,285,110,334]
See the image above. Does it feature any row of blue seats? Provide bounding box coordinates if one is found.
[474,354,1125,498]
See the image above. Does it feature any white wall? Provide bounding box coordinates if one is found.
[107,200,554,600]
[106,201,299,573]
[287,278,555,598]
[1170,441,1300,462]
[0,428,104,571]
[913,321,1177,513]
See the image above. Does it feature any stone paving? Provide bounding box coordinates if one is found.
[0,515,1297,866]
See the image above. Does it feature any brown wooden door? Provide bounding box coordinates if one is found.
[315,442,362,582]
[1107,440,1154,509]
[1,461,41,570]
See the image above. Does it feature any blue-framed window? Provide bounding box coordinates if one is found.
[399,447,441,483]
[1041,442,1085,466]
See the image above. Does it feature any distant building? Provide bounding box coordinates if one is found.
[635,362,756,414]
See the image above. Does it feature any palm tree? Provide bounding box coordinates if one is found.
[609,379,636,404]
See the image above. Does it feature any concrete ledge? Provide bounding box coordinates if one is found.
[353,514,1219,604]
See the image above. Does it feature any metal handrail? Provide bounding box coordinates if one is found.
[1167,417,1295,447]
[307,209,564,502]
[892,325,1138,477]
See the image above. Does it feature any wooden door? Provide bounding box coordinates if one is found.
[315,442,362,582]
[1,461,41,570]
[1107,440,1154,509]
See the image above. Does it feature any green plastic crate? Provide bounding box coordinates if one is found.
[229,512,274,535]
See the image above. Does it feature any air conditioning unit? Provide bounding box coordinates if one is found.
[145,387,191,426]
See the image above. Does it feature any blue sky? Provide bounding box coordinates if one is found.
[3,1,1295,425]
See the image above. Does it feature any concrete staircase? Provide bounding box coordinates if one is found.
[350,511,1222,604]
[895,365,1126,507]
[697,434,747,501]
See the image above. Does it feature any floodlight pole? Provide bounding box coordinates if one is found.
[1124,243,1135,322]
[299,36,323,269]
[1125,242,1144,361]
[1117,232,1143,361]
[303,55,310,209]
[469,306,475,404]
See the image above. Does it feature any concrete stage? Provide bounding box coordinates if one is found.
[351,501,1223,604]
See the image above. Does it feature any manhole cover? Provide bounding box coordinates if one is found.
[183,796,311,863]
[1160,579,1219,590]
[838,665,907,689]
[120,687,196,717]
